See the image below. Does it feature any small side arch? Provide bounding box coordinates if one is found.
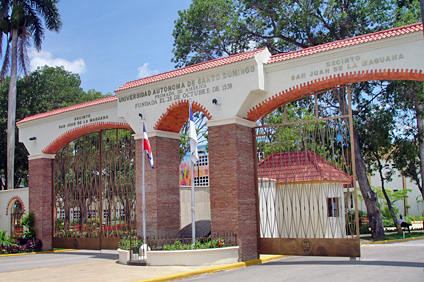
[42,122,132,154]
[247,68,424,121]
[154,100,212,133]
[5,196,26,216]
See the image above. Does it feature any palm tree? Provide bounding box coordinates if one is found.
[0,0,62,190]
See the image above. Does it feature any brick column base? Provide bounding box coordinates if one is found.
[135,133,181,238]
[209,122,258,261]
[28,156,54,251]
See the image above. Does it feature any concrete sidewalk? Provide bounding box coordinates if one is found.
[0,249,283,282]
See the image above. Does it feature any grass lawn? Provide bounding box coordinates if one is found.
[362,231,424,242]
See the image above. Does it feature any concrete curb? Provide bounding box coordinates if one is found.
[138,236,424,282]
[360,235,424,245]
[0,249,76,257]
[135,255,285,282]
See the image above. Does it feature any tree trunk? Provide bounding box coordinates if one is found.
[416,102,424,201]
[353,133,385,238]
[335,88,385,238]
[7,28,18,190]
[377,159,402,234]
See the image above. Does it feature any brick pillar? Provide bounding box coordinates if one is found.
[208,118,258,262]
[28,154,55,251]
[135,131,181,238]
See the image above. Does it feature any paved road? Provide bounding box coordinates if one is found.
[184,240,424,282]
[0,250,211,282]
[0,250,118,273]
[1,239,423,282]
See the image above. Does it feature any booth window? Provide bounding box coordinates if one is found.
[327,197,340,217]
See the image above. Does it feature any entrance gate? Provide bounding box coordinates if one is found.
[255,86,360,257]
[52,128,136,249]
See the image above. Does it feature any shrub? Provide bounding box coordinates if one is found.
[118,236,143,253]
[161,236,226,250]
[21,211,36,239]
[0,230,17,253]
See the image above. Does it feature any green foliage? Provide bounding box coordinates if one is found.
[20,211,35,228]
[0,66,107,189]
[20,211,36,239]
[172,0,401,67]
[118,236,143,253]
[0,230,17,250]
[161,236,226,250]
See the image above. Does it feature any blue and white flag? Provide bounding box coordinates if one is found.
[189,103,199,165]
[143,123,154,169]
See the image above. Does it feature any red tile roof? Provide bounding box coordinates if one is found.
[17,23,422,124]
[17,95,117,124]
[115,48,267,92]
[267,22,423,64]
[258,151,351,184]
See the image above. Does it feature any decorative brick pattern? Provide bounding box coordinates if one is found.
[5,196,26,215]
[247,69,424,121]
[154,100,212,133]
[28,158,53,251]
[135,136,181,237]
[209,124,258,262]
[43,122,132,154]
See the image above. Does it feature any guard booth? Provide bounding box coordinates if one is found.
[256,86,360,257]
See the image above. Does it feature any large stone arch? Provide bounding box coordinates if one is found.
[42,122,132,154]
[247,69,424,121]
[154,100,212,132]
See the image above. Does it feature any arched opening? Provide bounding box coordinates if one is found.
[10,200,23,238]
[52,128,135,249]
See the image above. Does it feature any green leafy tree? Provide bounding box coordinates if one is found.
[356,99,404,234]
[173,0,410,238]
[385,81,424,201]
[0,66,107,190]
[0,0,62,190]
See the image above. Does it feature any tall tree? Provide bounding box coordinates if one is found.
[0,66,106,189]
[173,0,402,238]
[385,81,424,200]
[0,0,62,190]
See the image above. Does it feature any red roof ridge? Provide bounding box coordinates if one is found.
[17,95,117,124]
[267,22,423,64]
[115,48,268,92]
[258,151,350,183]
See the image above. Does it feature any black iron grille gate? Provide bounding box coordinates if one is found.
[53,128,136,250]
[255,86,360,257]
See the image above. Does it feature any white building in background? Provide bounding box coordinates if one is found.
[367,164,423,218]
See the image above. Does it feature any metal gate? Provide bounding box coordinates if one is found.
[52,128,136,249]
[255,86,360,257]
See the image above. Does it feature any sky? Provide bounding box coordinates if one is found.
[28,0,193,95]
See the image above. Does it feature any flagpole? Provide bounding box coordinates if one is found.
[191,153,195,245]
[140,115,147,247]
[190,100,196,246]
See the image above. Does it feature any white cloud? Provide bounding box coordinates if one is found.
[137,63,159,79]
[29,50,87,74]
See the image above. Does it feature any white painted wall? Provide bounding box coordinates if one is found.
[0,188,29,236]
[259,180,346,239]
[180,187,211,229]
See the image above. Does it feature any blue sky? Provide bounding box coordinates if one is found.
[29,0,192,95]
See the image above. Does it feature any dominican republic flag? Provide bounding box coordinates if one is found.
[189,103,199,164]
[143,123,154,169]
